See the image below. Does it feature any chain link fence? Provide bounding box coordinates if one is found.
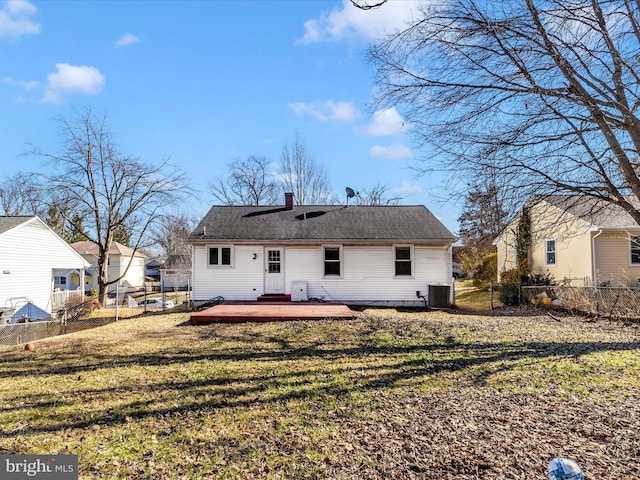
[0,320,64,346]
[0,298,119,346]
[522,285,640,320]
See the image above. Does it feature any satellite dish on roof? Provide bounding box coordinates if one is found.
[345,187,358,206]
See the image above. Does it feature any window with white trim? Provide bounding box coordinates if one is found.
[630,236,640,265]
[208,246,233,267]
[394,245,413,276]
[323,246,341,277]
[544,239,556,266]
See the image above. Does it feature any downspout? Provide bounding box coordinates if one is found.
[592,228,603,287]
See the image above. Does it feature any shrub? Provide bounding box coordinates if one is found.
[500,259,529,283]
[472,253,497,289]
[501,260,556,286]
[500,282,521,306]
[527,271,556,286]
[62,295,100,320]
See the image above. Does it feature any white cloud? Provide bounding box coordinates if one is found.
[370,142,413,161]
[42,63,106,104]
[289,100,359,123]
[115,32,140,47]
[360,107,407,137]
[298,0,417,44]
[393,181,422,195]
[3,76,38,90]
[0,0,40,40]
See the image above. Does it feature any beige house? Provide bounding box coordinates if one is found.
[71,240,146,293]
[495,196,640,287]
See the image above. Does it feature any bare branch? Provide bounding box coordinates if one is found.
[367,0,640,225]
[28,106,190,303]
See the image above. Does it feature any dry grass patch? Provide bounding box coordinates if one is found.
[0,310,639,479]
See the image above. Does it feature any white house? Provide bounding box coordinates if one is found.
[189,194,457,307]
[0,216,89,321]
[71,240,146,293]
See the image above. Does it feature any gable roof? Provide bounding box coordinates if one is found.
[0,216,34,236]
[0,216,90,266]
[533,195,640,229]
[190,205,456,243]
[71,240,146,257]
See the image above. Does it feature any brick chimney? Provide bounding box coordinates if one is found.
[284,192,294,210]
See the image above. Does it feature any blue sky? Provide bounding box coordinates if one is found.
[0,0,461,233]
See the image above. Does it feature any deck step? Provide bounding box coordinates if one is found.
[257,294,290,302]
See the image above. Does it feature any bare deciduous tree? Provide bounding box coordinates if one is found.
[368,0,640,223]
[0,173,44,216]
[151,213,195,257]
[209,155,279,206]
[355,182,401,205]
[350,0,387,10]
[279,134,333,205]
[30,106,188,304]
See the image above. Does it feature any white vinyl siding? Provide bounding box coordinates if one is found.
[81,253,146,293]
[0,218,88,315]
[193,245,264,300]
[192,243,452,306]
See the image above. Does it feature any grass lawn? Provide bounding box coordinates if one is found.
[454,279,503,312]
[1,309,639,479]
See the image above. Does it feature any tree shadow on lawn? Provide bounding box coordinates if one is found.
[1,334,638,437]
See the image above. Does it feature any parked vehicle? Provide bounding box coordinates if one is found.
[138,298,174,308]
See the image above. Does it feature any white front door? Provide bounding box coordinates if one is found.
[265,248,284,293]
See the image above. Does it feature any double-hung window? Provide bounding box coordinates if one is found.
[544,239,556,266]
[394,245,413,276]
[208,246,233,267]
[323,246,341,277]
[630,236,640,265]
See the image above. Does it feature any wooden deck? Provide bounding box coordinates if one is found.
[189,301,356,324]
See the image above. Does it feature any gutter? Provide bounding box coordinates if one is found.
[591,228,603,287]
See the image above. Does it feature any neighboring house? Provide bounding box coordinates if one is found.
[189,194,456,307]
[0,216,89,320]
[495,195,640,287]
[145,257,165,282]
[160,254,192,291]
[71,240,146,293]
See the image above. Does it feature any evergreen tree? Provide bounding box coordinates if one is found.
[457,183,508,277]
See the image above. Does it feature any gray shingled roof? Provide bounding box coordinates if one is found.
[537,195,640,228]
[190,205,456,243]
[71,240,145,257]
[0,216,34,236]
